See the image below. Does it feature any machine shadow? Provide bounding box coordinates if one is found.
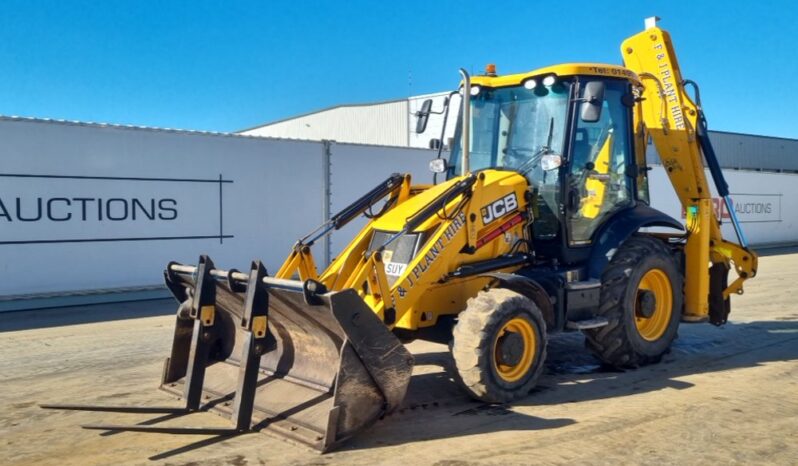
[342,318,798,451]
[0,298,175,332]
[529,318,798,406]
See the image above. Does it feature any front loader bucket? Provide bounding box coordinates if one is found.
[160,257,414,451]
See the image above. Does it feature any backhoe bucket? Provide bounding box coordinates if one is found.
[160,257,413,451]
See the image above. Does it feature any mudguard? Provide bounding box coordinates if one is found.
[480,272,556,329]
[587,204,683,279]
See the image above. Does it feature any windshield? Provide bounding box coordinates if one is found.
[450,80,571,177]
[449,79,572,239]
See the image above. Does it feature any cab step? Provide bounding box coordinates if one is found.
[566,317,610,330]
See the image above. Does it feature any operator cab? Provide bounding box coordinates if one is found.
[442,64,649,264]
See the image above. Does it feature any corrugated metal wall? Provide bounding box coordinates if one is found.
[648,131,798,173]
[2,116,796,311]
[242,100,409,146]
[0,117,434,310]
[701,131,798,172]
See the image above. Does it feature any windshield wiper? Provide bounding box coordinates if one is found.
[545,116,554,150]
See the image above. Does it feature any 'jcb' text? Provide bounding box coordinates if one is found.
[480,193,518,225]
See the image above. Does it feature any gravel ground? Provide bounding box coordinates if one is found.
[1,248,797,465]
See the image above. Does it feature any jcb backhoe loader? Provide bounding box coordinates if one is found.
[45,17,757,452]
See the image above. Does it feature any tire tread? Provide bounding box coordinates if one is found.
[584,235,681,367]
[451,288,547,403]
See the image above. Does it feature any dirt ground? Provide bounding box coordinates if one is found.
[2,249,797,466]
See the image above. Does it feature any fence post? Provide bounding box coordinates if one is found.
[321,140,333,267]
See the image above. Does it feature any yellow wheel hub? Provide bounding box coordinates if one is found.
[493,317,537,383]
[635,268,673,341]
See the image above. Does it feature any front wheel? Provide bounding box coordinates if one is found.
[584,235,683,367]
[451,288,547,403]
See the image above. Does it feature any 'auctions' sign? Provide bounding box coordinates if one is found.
[0,173,233,245]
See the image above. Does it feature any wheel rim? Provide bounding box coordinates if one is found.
[635,268,673,341]
[492,317,536,383]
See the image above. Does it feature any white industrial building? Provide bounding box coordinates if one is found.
[0,116,434,311]
[241,92,458,149]
[242,92,798,173]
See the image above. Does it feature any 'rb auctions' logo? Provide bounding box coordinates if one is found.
[681,196,774,220]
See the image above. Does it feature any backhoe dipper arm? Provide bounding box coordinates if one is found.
[621,18,758,323]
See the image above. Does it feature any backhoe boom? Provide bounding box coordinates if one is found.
[621,17,758,323]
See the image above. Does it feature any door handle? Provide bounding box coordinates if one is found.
[568,188,580,210]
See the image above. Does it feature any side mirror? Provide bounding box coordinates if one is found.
[621,93,636,108]
[415,99,433,134]
[580,81,605,123]
[429,158,448,174]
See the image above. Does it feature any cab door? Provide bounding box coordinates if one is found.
[565,79,635,246]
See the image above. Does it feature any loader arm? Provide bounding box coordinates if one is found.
[318,170,531,330]
[274,172,411,282]
[622,18,758,323]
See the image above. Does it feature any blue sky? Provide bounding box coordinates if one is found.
[1,0,796,138]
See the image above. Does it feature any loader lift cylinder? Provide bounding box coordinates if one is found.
[300,172,406,246]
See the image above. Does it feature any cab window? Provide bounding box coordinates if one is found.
[567,80,634,245]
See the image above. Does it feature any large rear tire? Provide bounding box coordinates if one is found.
[584,235,682,367]
[451,288,547,403]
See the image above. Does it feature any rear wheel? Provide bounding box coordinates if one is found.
[584,235,682,367]
[451,288,547,403]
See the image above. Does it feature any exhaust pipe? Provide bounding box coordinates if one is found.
[459,68,471,174]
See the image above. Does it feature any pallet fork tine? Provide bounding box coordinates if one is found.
[42,258,271,436]
[81,425,240,436]
[39,404,188,414]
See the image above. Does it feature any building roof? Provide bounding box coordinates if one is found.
[237,97,410,133]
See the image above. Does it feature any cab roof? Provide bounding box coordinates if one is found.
[469,63,641,87]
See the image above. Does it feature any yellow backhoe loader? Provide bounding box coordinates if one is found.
[45,17,757,452]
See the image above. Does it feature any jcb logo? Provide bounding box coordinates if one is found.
[481,193,518,225]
